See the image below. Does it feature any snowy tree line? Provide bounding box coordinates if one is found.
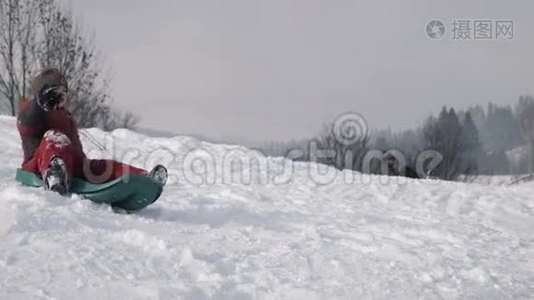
[254,96,534,181]
[421,97,534,178]
[0,0,138,129]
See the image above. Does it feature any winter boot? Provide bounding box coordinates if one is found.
[44,156,69,196]
[149,164,168,187]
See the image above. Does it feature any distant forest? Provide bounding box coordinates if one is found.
[254,96,534,181]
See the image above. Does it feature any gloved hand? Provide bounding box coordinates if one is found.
[36,86,66,112]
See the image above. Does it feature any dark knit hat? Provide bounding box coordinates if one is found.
[31,68,68,96]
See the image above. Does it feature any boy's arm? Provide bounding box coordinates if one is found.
[17,99,47,161]
[19,98,45,126]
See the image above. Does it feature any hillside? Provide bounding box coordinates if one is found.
[0,116,532,299]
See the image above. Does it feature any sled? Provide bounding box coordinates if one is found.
[15,168,163,211]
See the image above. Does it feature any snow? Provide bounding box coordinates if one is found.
[0,115,533,299]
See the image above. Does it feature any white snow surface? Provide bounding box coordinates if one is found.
[0,115,533,299]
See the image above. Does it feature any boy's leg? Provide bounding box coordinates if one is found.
[81,159,147,184]
[22,130,74,179]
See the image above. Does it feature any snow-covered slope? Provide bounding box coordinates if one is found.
[0,115,532,299]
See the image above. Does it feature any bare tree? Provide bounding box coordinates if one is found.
[17,0,37,100]
[459,112,482,181]
[102,110,141,130]
[423,107,464,180]
[0,0,138,129]
[0,0,17,115]
[314,122,368,171]
[35,0,118,128]
[0,0,39,115]
[0,0,26,115]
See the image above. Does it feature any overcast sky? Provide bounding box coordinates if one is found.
[60,0,534,142]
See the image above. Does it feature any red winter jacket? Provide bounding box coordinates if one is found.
[17,98,85,166]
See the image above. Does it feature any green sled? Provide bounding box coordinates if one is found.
[16,168,163,211]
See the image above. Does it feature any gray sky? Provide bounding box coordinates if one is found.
[60,0,534,142]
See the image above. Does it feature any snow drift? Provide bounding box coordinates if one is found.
[0,116,532,299]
